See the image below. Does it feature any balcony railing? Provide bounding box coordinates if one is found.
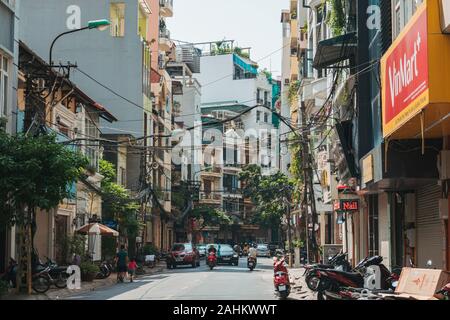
[199,192,222,201]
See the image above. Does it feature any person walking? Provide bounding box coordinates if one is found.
[115,245,128,283]
[128,258,137,283]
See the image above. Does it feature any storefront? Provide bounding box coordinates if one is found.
[377,0,450,270]
[416,183,444,268]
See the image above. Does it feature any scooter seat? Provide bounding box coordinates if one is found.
[317,268,364,287]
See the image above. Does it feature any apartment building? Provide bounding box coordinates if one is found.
[195,46,280,244]
[0,0,19,274]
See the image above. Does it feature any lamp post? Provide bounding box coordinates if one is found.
[49,19,110,66]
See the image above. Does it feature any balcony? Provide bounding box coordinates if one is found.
[200,166,222,178]
[223,163,243,173]
[199,192,222,205]
[159,28,171,52]
[160,0,173,17]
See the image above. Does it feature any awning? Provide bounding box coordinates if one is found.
[313,32,357,69]
[233,54,258,74]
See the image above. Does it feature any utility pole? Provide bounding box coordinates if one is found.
[285,196,293,268]
[300,100,318,263]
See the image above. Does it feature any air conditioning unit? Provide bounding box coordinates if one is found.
[438,150,450,180]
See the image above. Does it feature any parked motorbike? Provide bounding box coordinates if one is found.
[303,252,351,290]
[207,252,217,270]
[273,257,291,299]
[96,260,112,279]
[314,255,395,300]
[247,256,257,271]
[39,257,70,288]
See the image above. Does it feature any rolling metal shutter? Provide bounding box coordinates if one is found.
[416,184,442,268]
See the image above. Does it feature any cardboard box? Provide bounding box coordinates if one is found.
[395,268,450,300]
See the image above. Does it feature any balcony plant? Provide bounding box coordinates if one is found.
[288,80,301,107]
[324,0,346,36]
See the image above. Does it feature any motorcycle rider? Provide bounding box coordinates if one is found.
[208,244,217,255]
[248,243,258,266]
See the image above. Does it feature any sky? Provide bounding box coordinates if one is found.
[166,0,287,78]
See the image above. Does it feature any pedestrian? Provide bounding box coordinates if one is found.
[128,257,137,283]
[115,244,128,283]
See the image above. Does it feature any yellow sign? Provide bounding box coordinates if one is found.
[362,154,373,184]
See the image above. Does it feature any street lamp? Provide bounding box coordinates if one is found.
[49,19,111,66]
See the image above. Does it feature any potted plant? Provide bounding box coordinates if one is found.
[80,261,100,282]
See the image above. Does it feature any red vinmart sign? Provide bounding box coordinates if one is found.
[381,5,429,138]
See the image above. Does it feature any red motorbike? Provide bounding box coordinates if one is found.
[207,252,217,270]
[273,257,291,299]
[313,256,396,300]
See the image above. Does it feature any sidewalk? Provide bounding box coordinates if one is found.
[288,267,317,300]
[1,262,166,300]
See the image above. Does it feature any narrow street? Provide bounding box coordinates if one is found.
[65,258,282,300]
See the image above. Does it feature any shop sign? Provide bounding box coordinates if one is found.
[381,4,429,138]
[334,199,360,212]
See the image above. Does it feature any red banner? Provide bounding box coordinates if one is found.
[382,6,429,137]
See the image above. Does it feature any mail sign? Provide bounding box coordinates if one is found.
[381,4,429,138]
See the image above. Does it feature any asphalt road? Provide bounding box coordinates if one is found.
[66,257,279,300]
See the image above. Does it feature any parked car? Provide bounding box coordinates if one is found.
[256,244,271,257]
[166,243,200,269]
[197,244,207,257]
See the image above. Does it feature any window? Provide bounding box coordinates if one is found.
[119,167,126,186]
[85,117,99,170]
[0,55,9,116]
[110,3,125,37]
[138,5,148,38]
[223,174,238,193]
[256,111,261,122]
[264,112,268,123]
[393,0,424,39]
[256,89,261,103]
[264,91,268,105]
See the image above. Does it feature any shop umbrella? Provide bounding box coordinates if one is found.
[75,222,119,237]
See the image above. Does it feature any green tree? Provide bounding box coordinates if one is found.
[0,131,88,293]
[99,159,141,258]
[191,205,232,228]
[239,165,293,229]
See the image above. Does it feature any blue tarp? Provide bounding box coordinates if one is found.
[233,54,258,74]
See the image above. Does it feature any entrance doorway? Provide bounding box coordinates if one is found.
[391,193,405,268]
[55,215,68,264]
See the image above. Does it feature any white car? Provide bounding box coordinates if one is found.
[256,244,270,257]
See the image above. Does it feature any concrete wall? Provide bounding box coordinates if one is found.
[20,0,145,136]
[198,54,257,105]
